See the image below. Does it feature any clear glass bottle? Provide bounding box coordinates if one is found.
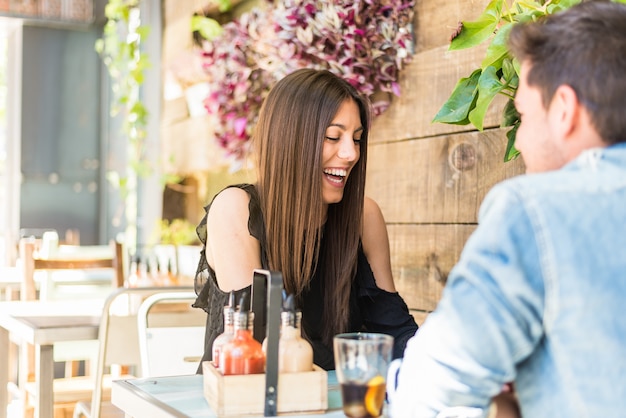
[219,296,265,375]
[278,308,313,373]
[167,258,178,285]
[263,294,314,373]
[211,292,235,367]
[134,256,150,287]
[144,258,154,285]
[127,255,140,287]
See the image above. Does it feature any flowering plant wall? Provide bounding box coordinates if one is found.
[199,0,416,162]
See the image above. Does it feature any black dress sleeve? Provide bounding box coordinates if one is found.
[355,249,419,359]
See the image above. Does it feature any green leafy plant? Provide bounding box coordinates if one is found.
[191,15,224,41]
[432,0,581,161]
[151,219,199,246]
[190,0,233,41]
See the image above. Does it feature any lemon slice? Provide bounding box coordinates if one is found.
[364,375,386,417]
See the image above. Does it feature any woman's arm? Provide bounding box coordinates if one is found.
[205,187,262,292]
[361,196,396,293]
[360,197,418,359]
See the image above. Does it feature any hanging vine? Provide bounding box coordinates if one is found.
[95,0,152,250]
[95,0,152,196]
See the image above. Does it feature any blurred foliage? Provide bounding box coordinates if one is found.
[95,0,153,193]
[152,218,199,246]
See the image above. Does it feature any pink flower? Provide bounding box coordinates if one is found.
[234,117,247,137]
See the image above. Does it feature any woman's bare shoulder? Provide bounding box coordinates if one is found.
[205,186,261,291]
[206,187,253,235]
[363,196,385,225]
[208,187,251,216]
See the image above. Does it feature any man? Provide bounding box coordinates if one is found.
[388,1,626,417]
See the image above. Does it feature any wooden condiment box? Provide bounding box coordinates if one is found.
[202,361,328,416]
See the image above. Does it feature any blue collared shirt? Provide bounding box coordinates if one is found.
[389,143,626,417]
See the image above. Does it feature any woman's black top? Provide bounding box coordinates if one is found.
[193,184,418,371]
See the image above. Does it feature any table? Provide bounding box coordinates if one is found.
[112,373,350,418]
[0,299,103,418]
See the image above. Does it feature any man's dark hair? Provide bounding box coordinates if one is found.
[508,0,626,144]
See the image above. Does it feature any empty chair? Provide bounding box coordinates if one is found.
[17,237,126,416]
[73,286,200,418]
[136,291,205,377]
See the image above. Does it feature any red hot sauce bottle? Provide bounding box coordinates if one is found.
[219,293,265,375]
[211,291,235,368]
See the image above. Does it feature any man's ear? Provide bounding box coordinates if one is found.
[549,84,580,142]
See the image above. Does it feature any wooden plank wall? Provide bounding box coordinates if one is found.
[161,0,527,325]
[161,0,258,221]
[366,0,526,324]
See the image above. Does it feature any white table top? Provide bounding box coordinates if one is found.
[0,299,103,345]
[0,298,104,317]
[112,373,351,418]
[0,298,105,418]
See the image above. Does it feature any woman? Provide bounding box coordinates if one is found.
[193,68,418,370]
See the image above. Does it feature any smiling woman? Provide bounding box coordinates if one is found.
[321,99,362,205]
[192,68,419,372]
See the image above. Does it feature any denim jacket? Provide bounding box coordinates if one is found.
[389,143,626,417]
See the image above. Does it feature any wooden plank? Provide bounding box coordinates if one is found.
[372,0,500,142]
[390,224,476,312]
[164,0,203,26]
[370,43,508,144]
[162,18,197,70]
[366,128,525,224]
[414,0,491,52]
[160,115,227,175]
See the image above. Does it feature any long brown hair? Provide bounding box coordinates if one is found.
[254,68,370,344]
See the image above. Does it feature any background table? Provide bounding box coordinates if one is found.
[112,373,353,418]
[0,299,103,418]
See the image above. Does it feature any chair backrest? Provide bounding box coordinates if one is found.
[90,286,199,418]
[136,291,205,377]
[19,237,125,301]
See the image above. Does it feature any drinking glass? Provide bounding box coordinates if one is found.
[333,332,394,418]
